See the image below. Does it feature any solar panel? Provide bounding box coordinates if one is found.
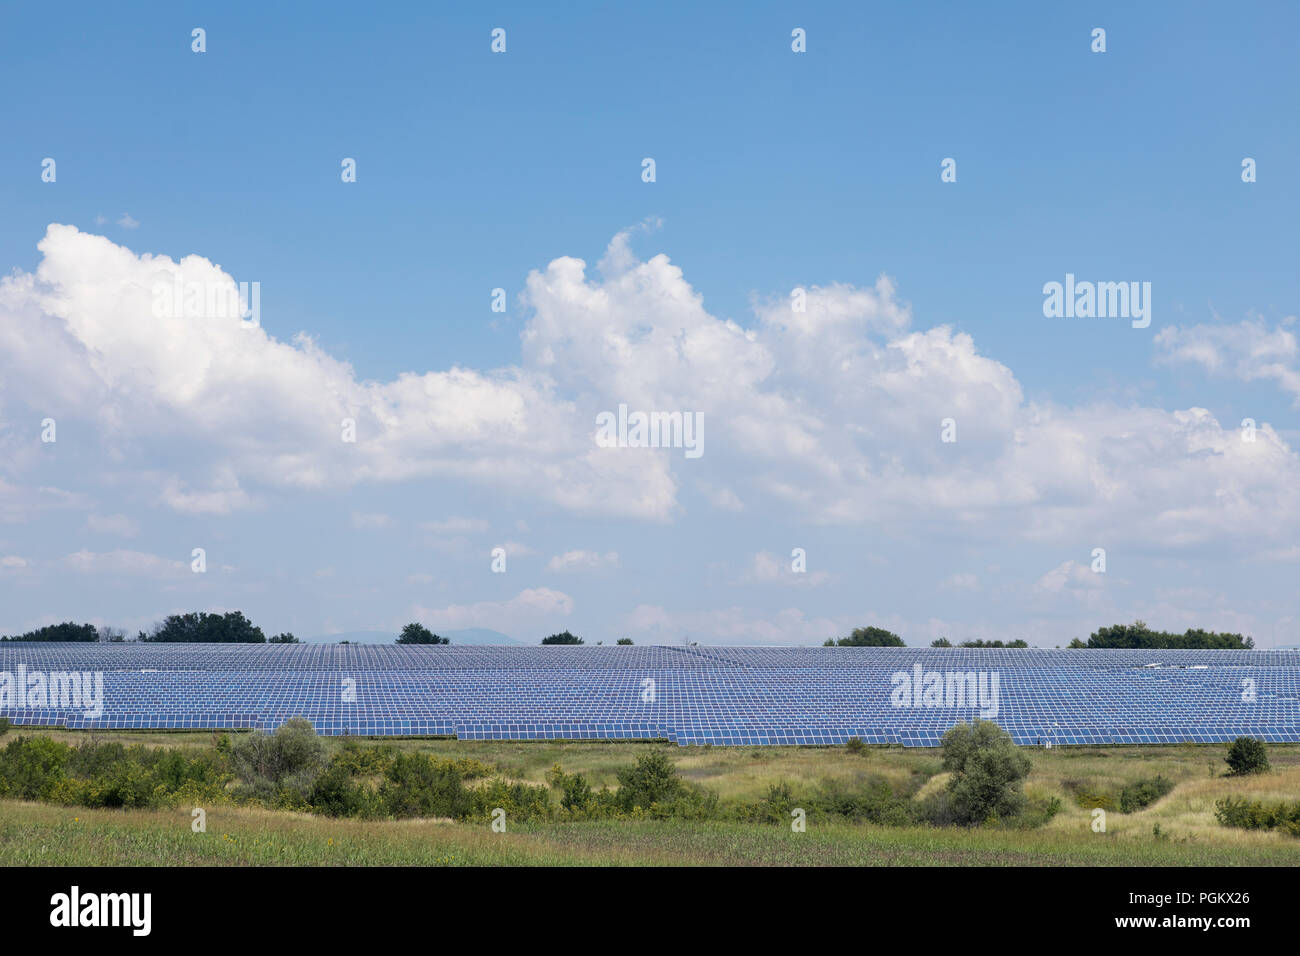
[1,644,1297,745]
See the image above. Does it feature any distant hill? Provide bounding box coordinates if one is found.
[310,628,520,645]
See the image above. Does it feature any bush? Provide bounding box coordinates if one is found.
[547,763,594,813]
[310,765,381,818]
[0,736,71,799]
[1064,780,1116,811]
[845,737,866,754]
[615,750,684,810]
[329,740,398,777]
[1215,797,1300,836]
[811,774,913,824]
[938,720,1032,826]
[1225,737,1269,776]
[379,752,474,819]
[1119,775,1175,813]
[229,718,326,798]
[753,781,797,823]
[469,778,552,822]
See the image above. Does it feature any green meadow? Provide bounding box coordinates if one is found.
[1,729,1298,865]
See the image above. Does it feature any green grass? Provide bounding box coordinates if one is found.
[5,731,1300,865]
[4,801,1298,866]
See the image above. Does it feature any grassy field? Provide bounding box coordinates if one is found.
[3,730,1299,865]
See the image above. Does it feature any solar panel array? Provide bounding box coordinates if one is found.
[1,643,1298,746]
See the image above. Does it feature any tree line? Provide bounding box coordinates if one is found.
[1,616,1255,649]
[823,621,1254,650]
[0,616,632,646]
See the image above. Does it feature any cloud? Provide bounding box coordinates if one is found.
[546,549,619,572]
[1035,560,1105,595]
[2,224,1299,560]
[420,517,488,535]
[0,225,673,520]
[116,213,140,229]
[697,481,743,512]
[742,550,831,587]
[411,587,574,635]
[940,573,980,592]
[0,479,87,523]
[1155,316,1300,403]
[492,540,536,558]
[85,513,139,537]
[351,512,392,530]
[623,603,850,645]
[62,549,188,578]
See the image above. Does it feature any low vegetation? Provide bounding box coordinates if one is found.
[1,723,1296,865]
[1214,797,1300,836]
[1225,736,1270,775]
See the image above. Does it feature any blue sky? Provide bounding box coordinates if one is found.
[1,1,1298,646]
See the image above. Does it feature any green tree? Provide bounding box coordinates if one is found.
[0,621,98,643]
[140,611,266,643]
[541,631,584,645]
[826,626,905,647]
[939,720,1032,825]
[397,623,448,645]
[616,638,634,645]
[930,638,953,647]
[1082,621,1253,650]
[1225,737,1269,776]
[269,632,300,644]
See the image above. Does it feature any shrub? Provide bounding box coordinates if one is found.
[0,736,72,799]
[754,781,797,823]
[810,774,904,823]
[615,750,684,810]
[845,736,866,754]
[67,740,128,778]
[1214,797,1300,836]
[547,763,594,813]
[229,718,326,798]
[469,778,552,822]
[310,765,380,818]
[379,753,473,819]
[939,720,1032,826]
[82,759,158,808]
[329,740,398,777]
[1119,775,1175,813]
[1062,779,1116,811]
[1225,737,1269,776]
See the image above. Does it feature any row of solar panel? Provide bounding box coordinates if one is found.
[2,643,1298,745]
